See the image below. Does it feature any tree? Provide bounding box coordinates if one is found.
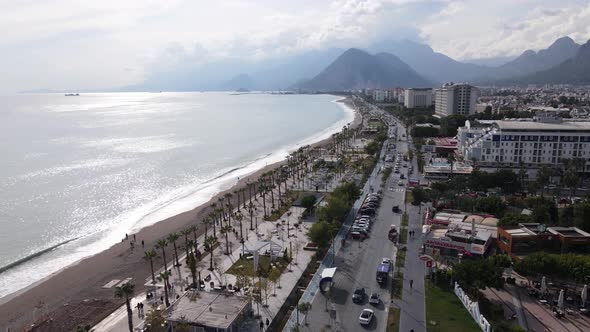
[167,232,181,267]
[158,271,171,307]
[412,188,429,205]
[452,256,508,299]
[220,225,232,255]
[537,166,551,195]
[307,221,332,249]
[248,202,255,231]
[298,302,312,325]
[364,140,380,156]
[155,239,168,272]
[187,251,198,288]
[268,267,281,295]
[300,195,317,213]
[144,308,166,332]
[498,213,532,227]
[205,235,217,271]
[180,228,192,264]
[562,167,579,197]
[114,282,135,332]
[235,212,244,244]
[144,250,157,284]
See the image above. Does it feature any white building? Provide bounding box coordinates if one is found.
[435,83,480,117]
[373,90,385,102]
[458,113,590,170]
[404,88,433,108]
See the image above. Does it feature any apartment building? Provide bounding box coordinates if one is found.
[458,113,590,170]
[435,83,480,117]
[404,88,433,108]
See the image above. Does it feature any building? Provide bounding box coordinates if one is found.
[166,291,251,332]
[372,90,385,102]
[422,220,496,257]
[404,88,433,108]
[497,223,590,259]
[458,114,590,170]
[435,83,480,117]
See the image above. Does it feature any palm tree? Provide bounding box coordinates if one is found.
[187,250,198,288]
[180,228,192,264]
[220,225,232,255]
[167,232,181,267]
[155,239,168,271]
[241,187,247,209]
[259,179,268,218]
[158,271,171,306]
[211,211,220,237]
[190,224,198,245]
[226,202,233,226]
[205,236,217,271]
[114,281,135,332]
[144,250,157,284]
[202,217,210,239]
[234,189,241,211]
[248,202,255,231]
[235,212,244,243]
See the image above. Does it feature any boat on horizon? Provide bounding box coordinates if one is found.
[64,93,80,96]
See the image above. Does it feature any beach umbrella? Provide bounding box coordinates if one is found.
[582,284,588,305]
[540,276,547,294]
[558,289,565,310]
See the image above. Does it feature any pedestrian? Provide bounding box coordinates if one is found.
[259,320,264,331]
[125,233,128,240]
[410,279,413,288]
[141,240,144,247]
[133,234,136,241]
[266,318,269,326]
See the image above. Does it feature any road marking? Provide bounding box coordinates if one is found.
[102,279,120,289]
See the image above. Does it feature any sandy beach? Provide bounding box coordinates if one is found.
[0,96,360,331]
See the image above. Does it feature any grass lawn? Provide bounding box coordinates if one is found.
[226,254,290,277]
[386,306,401,332]
[395,248,406,268]
[425,281,480,332]
[391,271,403,299]
[404,190,413,204]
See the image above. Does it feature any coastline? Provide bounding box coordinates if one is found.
[0,95,360,330]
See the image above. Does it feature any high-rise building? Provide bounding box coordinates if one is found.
[435,83,480,117]
[404,88,433,108]
[372,90,385,102]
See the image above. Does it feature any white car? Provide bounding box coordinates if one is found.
[359,308,374,325]
[369,292,380,304]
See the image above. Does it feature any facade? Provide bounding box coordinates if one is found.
[404,88,433,108]
[422,221,495,257]
[497,223,590,259]
[435,83,480,117]
[458,114,590,170]
[372,90,385,102]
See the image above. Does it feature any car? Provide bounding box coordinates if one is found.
[353,223,370,230]
[369,293,380,304]
[394,169,400,174]
[400,174,406,179]
[359,308,374,325]
[381,257,391,265]
[403,164,408,168]
[352,287,366,303]
[359,215,372,219]
[391,205,400,213]
[398,181,404,186]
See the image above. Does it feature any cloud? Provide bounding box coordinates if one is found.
[1,0,589,92]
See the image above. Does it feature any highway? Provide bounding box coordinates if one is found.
[302,108,409,331]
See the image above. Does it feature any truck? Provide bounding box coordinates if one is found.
[376,260,391,284]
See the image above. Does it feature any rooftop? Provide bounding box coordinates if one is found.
[548,227,590,238]
[166,291,249,329]
[493,120,590,131]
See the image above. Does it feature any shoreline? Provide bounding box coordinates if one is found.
[0,95,360,330]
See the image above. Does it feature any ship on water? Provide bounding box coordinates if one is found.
[64,93,80,96]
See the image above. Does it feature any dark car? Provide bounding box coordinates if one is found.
[352,287,366,303]
[392,205,400,213]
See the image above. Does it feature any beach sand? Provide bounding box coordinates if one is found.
[0,96,361,331]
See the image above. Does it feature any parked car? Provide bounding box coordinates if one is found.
[391,205,400,213]
[352,288,366,303]
[369,293,380,304]
[359,309,374,325]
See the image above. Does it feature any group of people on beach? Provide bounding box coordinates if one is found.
[123,233,144,250]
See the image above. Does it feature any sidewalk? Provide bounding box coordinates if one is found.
[94,159,343,331]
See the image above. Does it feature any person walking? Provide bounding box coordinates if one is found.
[410,279,413,289]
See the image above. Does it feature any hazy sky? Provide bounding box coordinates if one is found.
[1,0,589,93]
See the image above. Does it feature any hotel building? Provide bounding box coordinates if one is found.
[435,83,480,117]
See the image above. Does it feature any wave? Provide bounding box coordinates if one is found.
[0,237,79,274]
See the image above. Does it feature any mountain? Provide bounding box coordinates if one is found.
[218,73,256,91]
[298,48,433,91]
[464,55,517,67]
[500,39,590,85]
[370,39,489,83]
[493,36,580,78]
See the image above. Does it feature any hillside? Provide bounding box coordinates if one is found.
[298,48,433,91]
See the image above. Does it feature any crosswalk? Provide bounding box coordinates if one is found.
[389,187,405,192]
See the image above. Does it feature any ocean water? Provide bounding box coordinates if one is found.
[0,92,353,299]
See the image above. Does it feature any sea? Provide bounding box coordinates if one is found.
[0,92,354,299]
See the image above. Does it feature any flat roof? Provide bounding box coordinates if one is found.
[167,291,249,329]
[548,227,590,237]
[494,120,590,131]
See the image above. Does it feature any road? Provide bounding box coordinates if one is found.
[302,108,409,332]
